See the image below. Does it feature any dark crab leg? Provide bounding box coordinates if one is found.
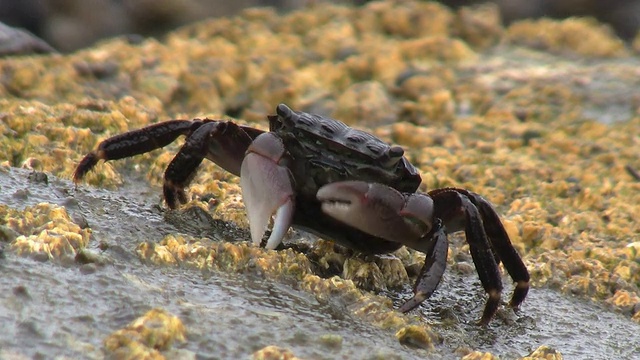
[163,121,260,208]
[73,120,197,182]
[428,188,530,312]
[73,118,264,209]
[427,188,503,325]
[240,132,295,250]
[448,189,530,308]
[397,220,448,312]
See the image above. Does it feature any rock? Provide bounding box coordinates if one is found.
[0,21,56,56]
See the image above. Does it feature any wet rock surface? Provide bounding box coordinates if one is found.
[1,1,640,358]
[1,167,639,359]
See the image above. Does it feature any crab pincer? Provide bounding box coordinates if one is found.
[240,132,295,250]
[317,180,449,315]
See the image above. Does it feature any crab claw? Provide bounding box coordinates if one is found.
[240,133,295,250]
[317,181,435,252]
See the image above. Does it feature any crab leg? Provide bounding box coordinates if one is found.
[240,133,295,250]
[398,220,448,312]
[448,189,530,308]
[428,189,504,325]
[73,120,196,183]
[163,121,259,208]
[73,118,265,209]
[428,188,530,310]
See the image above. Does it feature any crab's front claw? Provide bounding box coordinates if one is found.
[240,133,295,250]
[317,181,435,252]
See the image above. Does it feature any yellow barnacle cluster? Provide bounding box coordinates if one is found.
[252,345,300,360]
[395,325,436,350]
[2,203,90,261]
[103,308,186,359]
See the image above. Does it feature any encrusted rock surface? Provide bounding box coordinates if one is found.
[1,1,640,358]
[103,308,188,359]
[1,202,90,262]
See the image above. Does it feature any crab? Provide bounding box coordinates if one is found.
[73,104,530,325]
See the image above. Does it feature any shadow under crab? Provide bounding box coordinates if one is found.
[73,103,530,325]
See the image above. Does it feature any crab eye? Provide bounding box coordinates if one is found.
[389,146,404,158]
[382,146,404,167]
[276,103,293,118]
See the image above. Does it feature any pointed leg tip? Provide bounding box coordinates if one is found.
[162,182,187,209]
[71,170,82,183]
[398,302,418,314]
[397,291,428,313]
[477,317,491,327]
[509,280,530,308]
[478,289,501,326]
[73,152,100,183]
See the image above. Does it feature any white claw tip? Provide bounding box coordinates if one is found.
[264,198,294,250]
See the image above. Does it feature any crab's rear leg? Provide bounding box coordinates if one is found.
[428,188,529,324]
[427,188,504,324]
[442,189,530,309]
[73,120,197,183]
[240,132,295,250]
[316,181,447,312]
[74,119,265,209]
